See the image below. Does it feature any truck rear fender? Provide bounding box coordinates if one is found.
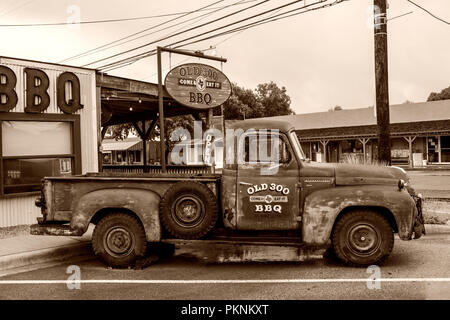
[70,188,161,242]
[302,185,416,245]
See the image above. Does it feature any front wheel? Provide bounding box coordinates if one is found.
[92,212,147,268]
[331,210,394,267]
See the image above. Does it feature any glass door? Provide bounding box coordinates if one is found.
[427,136,439,163]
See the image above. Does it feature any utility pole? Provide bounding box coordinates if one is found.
[374,0,391,165]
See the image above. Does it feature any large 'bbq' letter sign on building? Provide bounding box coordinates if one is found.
[0,65,84,114]
[164,63,232,109]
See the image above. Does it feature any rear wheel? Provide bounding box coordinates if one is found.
[332,210,394,267]
[92,212,147,268]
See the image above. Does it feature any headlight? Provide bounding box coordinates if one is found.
[398,179,405,190]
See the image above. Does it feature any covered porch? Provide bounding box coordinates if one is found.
[297,124,450,168]
[97,73,216,174]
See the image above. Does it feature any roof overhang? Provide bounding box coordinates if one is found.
[97,73,206,127]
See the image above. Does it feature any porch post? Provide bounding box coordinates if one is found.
[358,138,370,164]
[320,140,329,163]
[404,136,416,168]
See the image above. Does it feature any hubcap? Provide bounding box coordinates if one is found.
[173,195,205,227]
[104,227,134,258]
[347,224,381,256]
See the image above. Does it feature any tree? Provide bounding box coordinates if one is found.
[222,81,294,120]
[221,83,262,120]
[427,85,450,102]
[256,81,294,118]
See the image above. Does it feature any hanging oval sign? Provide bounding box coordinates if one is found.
[164,63,232,110]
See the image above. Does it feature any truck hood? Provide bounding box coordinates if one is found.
[301,162,408,186]
[334,163,408,186]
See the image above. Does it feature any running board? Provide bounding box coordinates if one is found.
[161,239,328,263]
[30,224,84,236]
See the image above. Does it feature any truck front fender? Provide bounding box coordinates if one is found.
[70,188,161,242]
[302,185,416,245]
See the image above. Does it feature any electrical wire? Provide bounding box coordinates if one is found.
[82,0,270,67]
[406,0,450,26]
[59,0,228,63]
[0,2,258,27]
[72,0,250,64]
[97,0,328,71]
[136,6,285,80]
[176,0,349,49]
[101,0,348,72]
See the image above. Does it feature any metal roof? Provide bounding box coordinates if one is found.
[225,119,295,132]
[102,138,142,151]
[261,100,450,131]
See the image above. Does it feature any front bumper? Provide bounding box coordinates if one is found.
[412,195,425,239]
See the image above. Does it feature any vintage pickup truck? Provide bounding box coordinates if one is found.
[31,120,425,268]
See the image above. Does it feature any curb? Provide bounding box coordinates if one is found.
[0,242,92,274]
[424,224,450,234]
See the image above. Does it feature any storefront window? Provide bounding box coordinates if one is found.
[441,136,450,163]
[1,121,74,195]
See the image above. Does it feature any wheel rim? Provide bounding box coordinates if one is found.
[172,195,205,228]
[104,227,135,258]
[346,223,381,257]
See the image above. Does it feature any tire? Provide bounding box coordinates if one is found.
[92,212,147,268]
[160,181,218,239]
[331,210,394,267]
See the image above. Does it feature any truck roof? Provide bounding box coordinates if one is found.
[226,119,294,132]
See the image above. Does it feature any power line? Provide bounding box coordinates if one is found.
[97,1,317,70]
[94,0,309,70]
[0,9,219,27]
[173,0,347,53]
[97,0,327,71]
[101,0,347,72]
[82,0,270,67]
[59,0,227,63]
[406,0,450,26]
[136,7,284,80]
[63,0,258,65]
[0,1,258,27]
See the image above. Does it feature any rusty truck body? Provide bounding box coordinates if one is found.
[32,120,425,267]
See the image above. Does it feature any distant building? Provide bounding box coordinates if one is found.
[101,137,162,165]
[263,100,450,166]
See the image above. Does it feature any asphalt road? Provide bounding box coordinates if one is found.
[407,170,450,198]
[1,233,449,300]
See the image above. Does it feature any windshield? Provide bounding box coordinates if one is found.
[290,131,305,161]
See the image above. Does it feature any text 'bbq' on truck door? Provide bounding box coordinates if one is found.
[236,131,300,230]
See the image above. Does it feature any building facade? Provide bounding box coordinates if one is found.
[265,100,450,166]
[0,57,99,227]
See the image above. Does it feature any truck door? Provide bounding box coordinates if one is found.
[236,131,300,230]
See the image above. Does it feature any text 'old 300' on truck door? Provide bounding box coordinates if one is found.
[235,133,300,230]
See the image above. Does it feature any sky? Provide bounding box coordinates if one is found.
[0,0,449,115]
